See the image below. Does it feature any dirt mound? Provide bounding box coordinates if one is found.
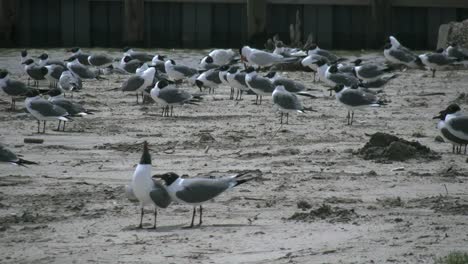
[288,204,358,223]
[357,132,440,162]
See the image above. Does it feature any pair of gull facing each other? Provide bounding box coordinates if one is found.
[126,141,255,229]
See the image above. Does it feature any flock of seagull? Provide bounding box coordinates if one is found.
[1,35,468,228]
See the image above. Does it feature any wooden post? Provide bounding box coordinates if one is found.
[247,0,267,47]
[124,0,144,46]
[0,0,17,47]
[368,0,392,49]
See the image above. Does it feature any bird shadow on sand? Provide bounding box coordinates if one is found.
[121,224,185,232]
[122,223,259,232]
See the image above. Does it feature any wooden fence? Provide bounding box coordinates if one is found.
[1,0,467,49]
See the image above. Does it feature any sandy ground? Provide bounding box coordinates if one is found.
[0,48,467,264]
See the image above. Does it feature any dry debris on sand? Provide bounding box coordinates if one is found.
[357,132,441,162]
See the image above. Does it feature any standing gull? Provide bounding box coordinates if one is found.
[151,55,167,73]
[121,67,155,104]
[155,171,253,228]
[419,51,457,77]
[128,141,171,229]
[330,84,385,125]
[59,70,82,97]
[245,67,275,104]
[0,70,35,110]
[445,43,468,61]
[353,61,392,82]
[144,80,202,117]
[22,59,47,87]
[48,88,93,131]
[307,44,341,62]
[206,49,237,65]
[433,104,468,154]
[272,85,305,124]
[227,66,251,100]
[0,144,37,166]
[44,64,66,88]
[65,56,103,80]
[195,68,222,93]
[24,89,71,133]
[164,59,198,83]
[241,46,297,69]
[88,53,114,73]
[383,36,422,68]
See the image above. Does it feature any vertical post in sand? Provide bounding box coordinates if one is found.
[247,0,267,47]
[124,0,144,46]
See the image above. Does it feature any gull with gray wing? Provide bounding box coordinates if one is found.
[155,171,254,228]
[128,141,171,229]
[0,144,37,166]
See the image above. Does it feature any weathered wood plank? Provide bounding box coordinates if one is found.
[350,6,367,49]
[61,0,75,46]
[167,2,182,48]
[108,1,123,47]
[333,6,351,49]
[426,7,440,49]
[229,4,245,47]
[0,0,18,47]
[75,0,90,46]
[212,4,229,47]
[124,0,144,45]
[16,0,31,46]
[247,0,267,46]
[391,0,468,8]
[439,8,458,24]
[316,5,332,48]
[47,0,61,46]
[30,0,48,46]
[182,3,196,48]
[90,1,108,46]
[195,3,211,48]
[412,7,427,49]
[303,5,317,43]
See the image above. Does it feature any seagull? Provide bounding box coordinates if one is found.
[155,171,254,228]
[433,104,468,154]
[0,144,37,166]
[144,79,202,117]
[245,67,275,104]
[273,44,307,57]
[383,36,422,68]
[20,50,30,64]
[44,64,66,88]
[264,72,307,93]
[164,59,198,83]
[136,63,149,75]
[419,51,457,77]
[58,70,82,97]
[123,47,154,62]
[37,53,66,68]
[199,55,220,70]
[48,88,93,131]
[325,64,361,88]
[120,55,143,74]
[88,53,114,72]
[195,68,222,93]
[217,65,233,99]
[151,55,167,73]
[20,50,31,85]
[67,47,91,66]
[129,141,171,229]
[226,66,249,100]
[121,67,155,104]
[24,89,71,133]
[22,59,47,87]
[272,85,305,124]
[301,54,330,82]
[240,46,297,69]
[206,49,237,65]
[353,61,392,82]
[65,56,103,80]
[444,43,468,61]
[308,44,341,62]
[0,70,35,109]
[360,74,398,89]
[330,84,386,125]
